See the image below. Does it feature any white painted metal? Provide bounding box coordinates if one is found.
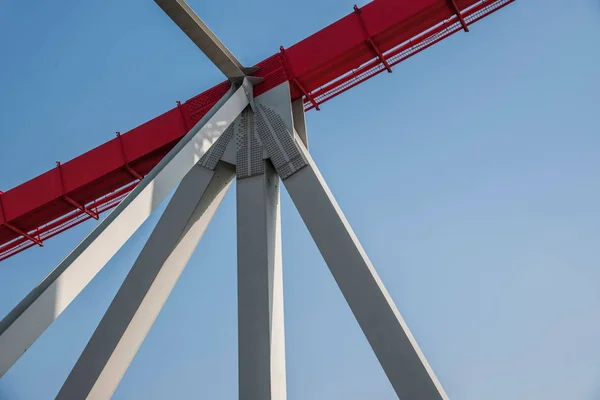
[56,162,235,400]
[0,80,252,378]
[236,161,286,400]
[0,0,451,396]
[2,76,448,399]
[155,0,254,80]
[281,144,448,400]
[246,81,447,398]
[291,99,308,149]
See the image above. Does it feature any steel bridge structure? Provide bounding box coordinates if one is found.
[0,0,515,398]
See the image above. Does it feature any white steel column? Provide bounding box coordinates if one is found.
[0,80,252,379]
[56,162,235,400]
[291,99,308,149]
[282,147,448,400]
[236,160,287,400]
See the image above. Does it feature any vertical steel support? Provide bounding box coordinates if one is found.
[0,80,251,379]
[236,160,287,400]
[56,162,235,399]
[291,99,308,150]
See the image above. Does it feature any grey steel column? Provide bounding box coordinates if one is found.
[56,162,235,400]
[291,99,308,149]
[236,160,287,400]
[282,149,448,400]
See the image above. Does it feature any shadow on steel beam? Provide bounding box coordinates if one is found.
[0,278,59,379]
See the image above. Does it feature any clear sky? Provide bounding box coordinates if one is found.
[1,0,599,399]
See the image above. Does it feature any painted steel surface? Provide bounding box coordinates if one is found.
[0,0,514,260]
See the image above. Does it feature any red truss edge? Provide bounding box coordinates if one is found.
[304,0,515,110]
[0,0,515,262]
[0,182,137,262]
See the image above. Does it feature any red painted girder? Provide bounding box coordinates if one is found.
[0,0,514,261]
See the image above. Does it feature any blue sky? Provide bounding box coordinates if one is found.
[1,0,600,399]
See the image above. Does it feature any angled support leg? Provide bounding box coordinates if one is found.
[0,79,253,378]
[154,0,257,80]
[252,82,447,399]
[236,154,286,397]
[56,162,235,400]
[282,148,448,400]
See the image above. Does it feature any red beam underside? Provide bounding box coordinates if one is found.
[0,0,513,261]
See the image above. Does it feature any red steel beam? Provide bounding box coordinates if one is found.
[0,0,514,261]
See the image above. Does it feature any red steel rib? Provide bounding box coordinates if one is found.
[353,5,393,73]
[448,0,470,32]
[0,0,514,261]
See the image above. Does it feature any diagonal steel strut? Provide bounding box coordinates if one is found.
[155,0,258,80]
[0,78,254,379]
[56,163,235,399]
